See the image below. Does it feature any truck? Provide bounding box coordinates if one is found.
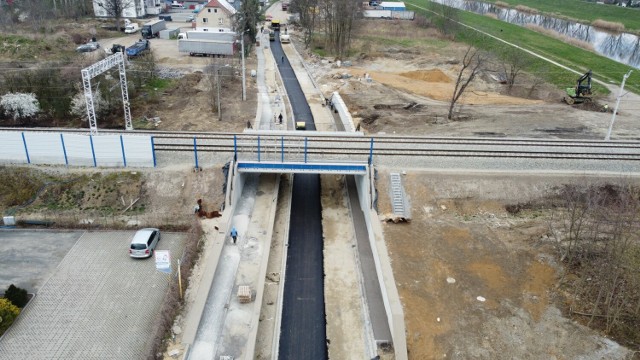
[177,29,236,42]
[178,39,236,57]
[141,19,167,39]
[270,19,281,31]
[126,39,150,57]
[124,22,139,34]
[280,33,290,43]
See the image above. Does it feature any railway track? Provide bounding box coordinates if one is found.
[3,127,640,161]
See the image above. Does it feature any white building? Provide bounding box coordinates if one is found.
[93,0,163,18]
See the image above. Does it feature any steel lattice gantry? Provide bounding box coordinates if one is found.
[81,52,132,135]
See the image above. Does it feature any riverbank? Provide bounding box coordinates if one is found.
[406,0,639,95]
[484,0,640,33]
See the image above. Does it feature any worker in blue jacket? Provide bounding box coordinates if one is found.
[230,227,238,244]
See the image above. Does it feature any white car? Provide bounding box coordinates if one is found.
[129,228,161,258]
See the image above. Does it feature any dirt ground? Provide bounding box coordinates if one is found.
[1,164,226,229]
[297,19,640,358]
[100,35,259,132]
[304,20,639,140]
[375,171,634,359]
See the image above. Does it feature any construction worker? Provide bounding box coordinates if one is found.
[278,113,283,124]
[230,227,238,244]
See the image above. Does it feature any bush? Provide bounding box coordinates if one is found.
[0,92,40,121]
[4,284,28,308]
[0,298,20,335]
[148,220,203,359]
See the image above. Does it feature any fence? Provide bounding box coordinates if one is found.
[0,131,155,168]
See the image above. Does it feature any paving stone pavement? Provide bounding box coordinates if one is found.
[0,231,185,360]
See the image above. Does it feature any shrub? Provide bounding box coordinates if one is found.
[524,24,594,51]
[591,19,625,33]
[0,92,40,121]
[71,33,85,45]
[515,5,538,14]
[4,284,28,308]
[0,298,20,335]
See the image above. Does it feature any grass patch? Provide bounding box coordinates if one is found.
[0,34,71,60]
[1,168,145,216]
[405,0,639,95]
[481,0,640,33]
[0,167,45,211]
[146,78,173,91]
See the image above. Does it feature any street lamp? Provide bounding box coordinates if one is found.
[239,29,249,101]
[605,70,633,141]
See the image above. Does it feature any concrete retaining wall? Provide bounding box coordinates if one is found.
[330,92,357,132]
[355,169,408,360]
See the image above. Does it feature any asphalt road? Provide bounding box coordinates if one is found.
[273,31,328,359]
[271,30,316,131]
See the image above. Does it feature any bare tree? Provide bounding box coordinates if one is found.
[499,47,532,93]
[95,0,134,33]
[291,0,318,47]
[549,183,640,343]
[448,45,485,120]
[320,0,358,57]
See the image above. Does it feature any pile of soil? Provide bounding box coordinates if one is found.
[400,69,451,83]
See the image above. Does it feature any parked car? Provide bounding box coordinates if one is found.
[186,15,195,22]
[124,23,140,34]
[129,228,161,258]
[76,42,100,52]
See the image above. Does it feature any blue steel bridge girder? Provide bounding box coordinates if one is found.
[236,161,368,175]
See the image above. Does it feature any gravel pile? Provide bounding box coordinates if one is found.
[156,67,185,79]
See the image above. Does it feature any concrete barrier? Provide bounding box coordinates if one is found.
[330,92,357,132]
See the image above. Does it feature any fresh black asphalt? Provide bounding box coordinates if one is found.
[273,31,328,359]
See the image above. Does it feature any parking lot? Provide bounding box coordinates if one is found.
[0,231,185,359]
[0,230,83,293]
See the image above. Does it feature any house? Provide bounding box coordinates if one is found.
[93,0,163,18]
[379,1,405,11]
[195,0,236,29]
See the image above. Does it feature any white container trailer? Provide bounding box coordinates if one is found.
[184,30,236,42]
[178,39,236,56]
[141,19,167,38]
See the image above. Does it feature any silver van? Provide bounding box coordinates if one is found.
[129,228,161,258]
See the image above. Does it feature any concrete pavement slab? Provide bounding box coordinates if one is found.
[0,231,185,359]
[0,230,83,293]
